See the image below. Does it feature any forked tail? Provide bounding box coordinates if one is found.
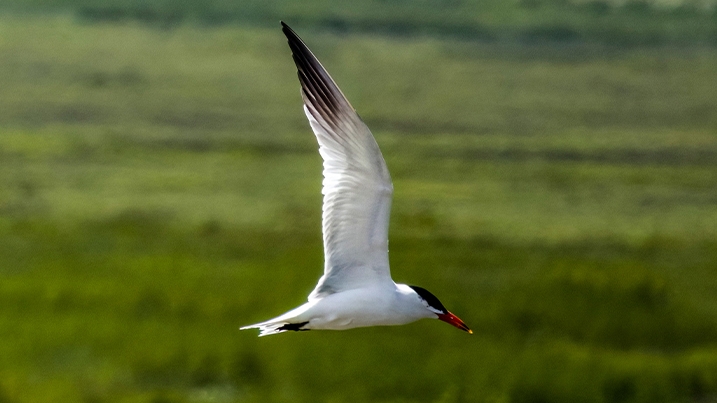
[240,321,310,337]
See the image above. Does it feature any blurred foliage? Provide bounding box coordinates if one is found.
[1,0,717,45]
[1,12,717,403]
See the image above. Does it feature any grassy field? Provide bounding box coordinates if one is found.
[3,0,717,45]
[1,14,717,403]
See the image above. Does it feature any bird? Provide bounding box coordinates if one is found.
[240,22,472,337]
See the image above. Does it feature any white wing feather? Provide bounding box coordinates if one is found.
[282,23,394,299]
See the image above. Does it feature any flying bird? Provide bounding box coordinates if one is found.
[241,22,472,337]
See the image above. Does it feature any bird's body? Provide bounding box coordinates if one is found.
[246,284,437,335]
[241,22,471,337]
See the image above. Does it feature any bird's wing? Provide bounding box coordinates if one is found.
[282,22,394,299]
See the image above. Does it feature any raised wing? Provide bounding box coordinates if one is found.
[281,22,394,299]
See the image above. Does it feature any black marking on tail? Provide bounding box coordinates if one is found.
[277,321,310,332]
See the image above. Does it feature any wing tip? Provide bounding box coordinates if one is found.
[280,20,349,129]
[281,21,300,43]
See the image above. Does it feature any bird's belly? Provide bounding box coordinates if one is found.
[302,289,422,330]
[308,312,414,330]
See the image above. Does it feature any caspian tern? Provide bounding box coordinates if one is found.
[241,22,472,337]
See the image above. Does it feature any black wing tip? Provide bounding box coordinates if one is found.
[281,21,299,41]
[281,22,308,62]
[280,20,347,126]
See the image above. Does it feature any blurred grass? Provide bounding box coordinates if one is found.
[2,0,717,45]
[1,15,717,403]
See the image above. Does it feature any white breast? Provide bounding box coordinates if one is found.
[296,284,436,330]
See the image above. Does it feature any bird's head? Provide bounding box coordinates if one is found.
[408,285,472,334]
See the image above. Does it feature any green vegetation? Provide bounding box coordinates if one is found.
[2,0,717,45]
[1,12,717,403]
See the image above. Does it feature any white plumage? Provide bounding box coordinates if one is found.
[241,22,471,337]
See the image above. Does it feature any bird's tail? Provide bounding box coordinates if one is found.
[240,302,315,336]
[240,320,310,337]
[239,322,286,337]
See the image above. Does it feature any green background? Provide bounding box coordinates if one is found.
[1,1,717,402]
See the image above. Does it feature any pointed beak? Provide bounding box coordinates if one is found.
[437,311,472,334]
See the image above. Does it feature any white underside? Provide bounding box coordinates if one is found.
[241,283,436,336]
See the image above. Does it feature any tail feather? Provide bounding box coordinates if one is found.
[240,323,288,337]
[241,321,310,337]
[241,301,317,336]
